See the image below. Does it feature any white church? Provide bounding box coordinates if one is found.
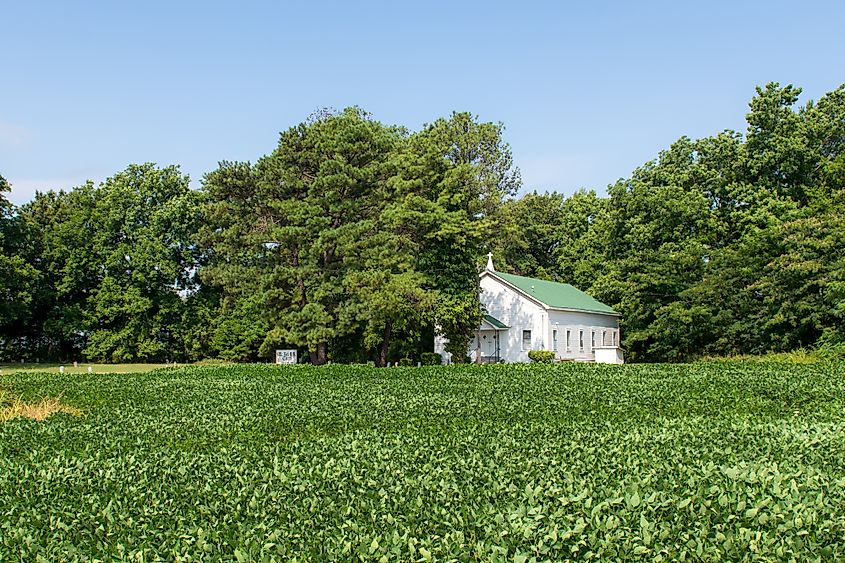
[435,255,624,364]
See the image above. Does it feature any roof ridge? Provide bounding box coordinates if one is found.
[489,271,619,316]
[497,271,574,286]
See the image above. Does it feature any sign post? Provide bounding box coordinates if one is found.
[275,349,297,365]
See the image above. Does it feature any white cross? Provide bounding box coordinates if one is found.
[486,252,495,272]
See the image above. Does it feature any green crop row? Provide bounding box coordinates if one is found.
[1,362,844,561]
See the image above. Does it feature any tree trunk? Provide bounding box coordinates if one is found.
[377,321,393,367]
[310,342,328,365]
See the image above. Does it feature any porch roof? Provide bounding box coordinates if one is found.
[481,314,509,330]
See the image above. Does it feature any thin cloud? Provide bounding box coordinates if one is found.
[0,123,32,147]
[6,177,87,205]
[517,153,603,195]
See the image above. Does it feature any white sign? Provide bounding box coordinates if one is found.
[275,349,297,365]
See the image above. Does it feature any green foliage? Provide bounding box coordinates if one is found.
[0,175,41,359]
[1,362,844,559]
[203,109,427,365]
[83,165,203,362]
[211,292,270,362]
[4,83,844,363]
[420,352,442,366]
[527,350,555,363]
[397,357,414,367]
[14,185,100,360]
[813,331,845,361]
[398,112,520,358]
[498,83,845,362]
[202,109,519,365]
[8,166,204,363]
[700,350,821,365]
[493,189,606,285]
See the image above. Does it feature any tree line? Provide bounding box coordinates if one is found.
[1,83,843,363]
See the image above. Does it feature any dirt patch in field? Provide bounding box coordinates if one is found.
[1,392,81,422]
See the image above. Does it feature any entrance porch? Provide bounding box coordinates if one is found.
[470,314,509,364]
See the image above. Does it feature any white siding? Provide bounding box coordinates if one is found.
[434,273,622,364]
[433,331,449,363]
[595,346,625,364]
[479,274,547,363]
[546,309,619,361]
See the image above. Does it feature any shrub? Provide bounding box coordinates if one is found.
[421,352,442,366]
[528,350,555,363]
[398,357,414,367]
[815,331,845,361]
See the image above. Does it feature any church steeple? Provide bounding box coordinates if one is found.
[486,252,495,272]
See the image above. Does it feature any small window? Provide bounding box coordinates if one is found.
[579,330,584,352]
[552,330,558,350]
[602,330,607,346]
[566,330,571,351]
[522,330,532,351]
[612,331,617,346]
[591,331,596,349]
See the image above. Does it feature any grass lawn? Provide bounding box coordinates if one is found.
[0,362,183,375]
[1,362,844,560]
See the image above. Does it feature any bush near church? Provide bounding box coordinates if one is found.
[528,350,555,363]
[421,352,442,366]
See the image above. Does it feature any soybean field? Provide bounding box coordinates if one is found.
[1,362,844,561]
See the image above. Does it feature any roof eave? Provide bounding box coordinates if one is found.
[481,312,510,329]
[482,271,550,309]
[484,271,619,316]
[546,306,622,317]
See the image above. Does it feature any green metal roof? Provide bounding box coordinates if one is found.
[493,272,619,315]
[482,314,509,329]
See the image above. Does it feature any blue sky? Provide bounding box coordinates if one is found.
[2,0,843,205]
